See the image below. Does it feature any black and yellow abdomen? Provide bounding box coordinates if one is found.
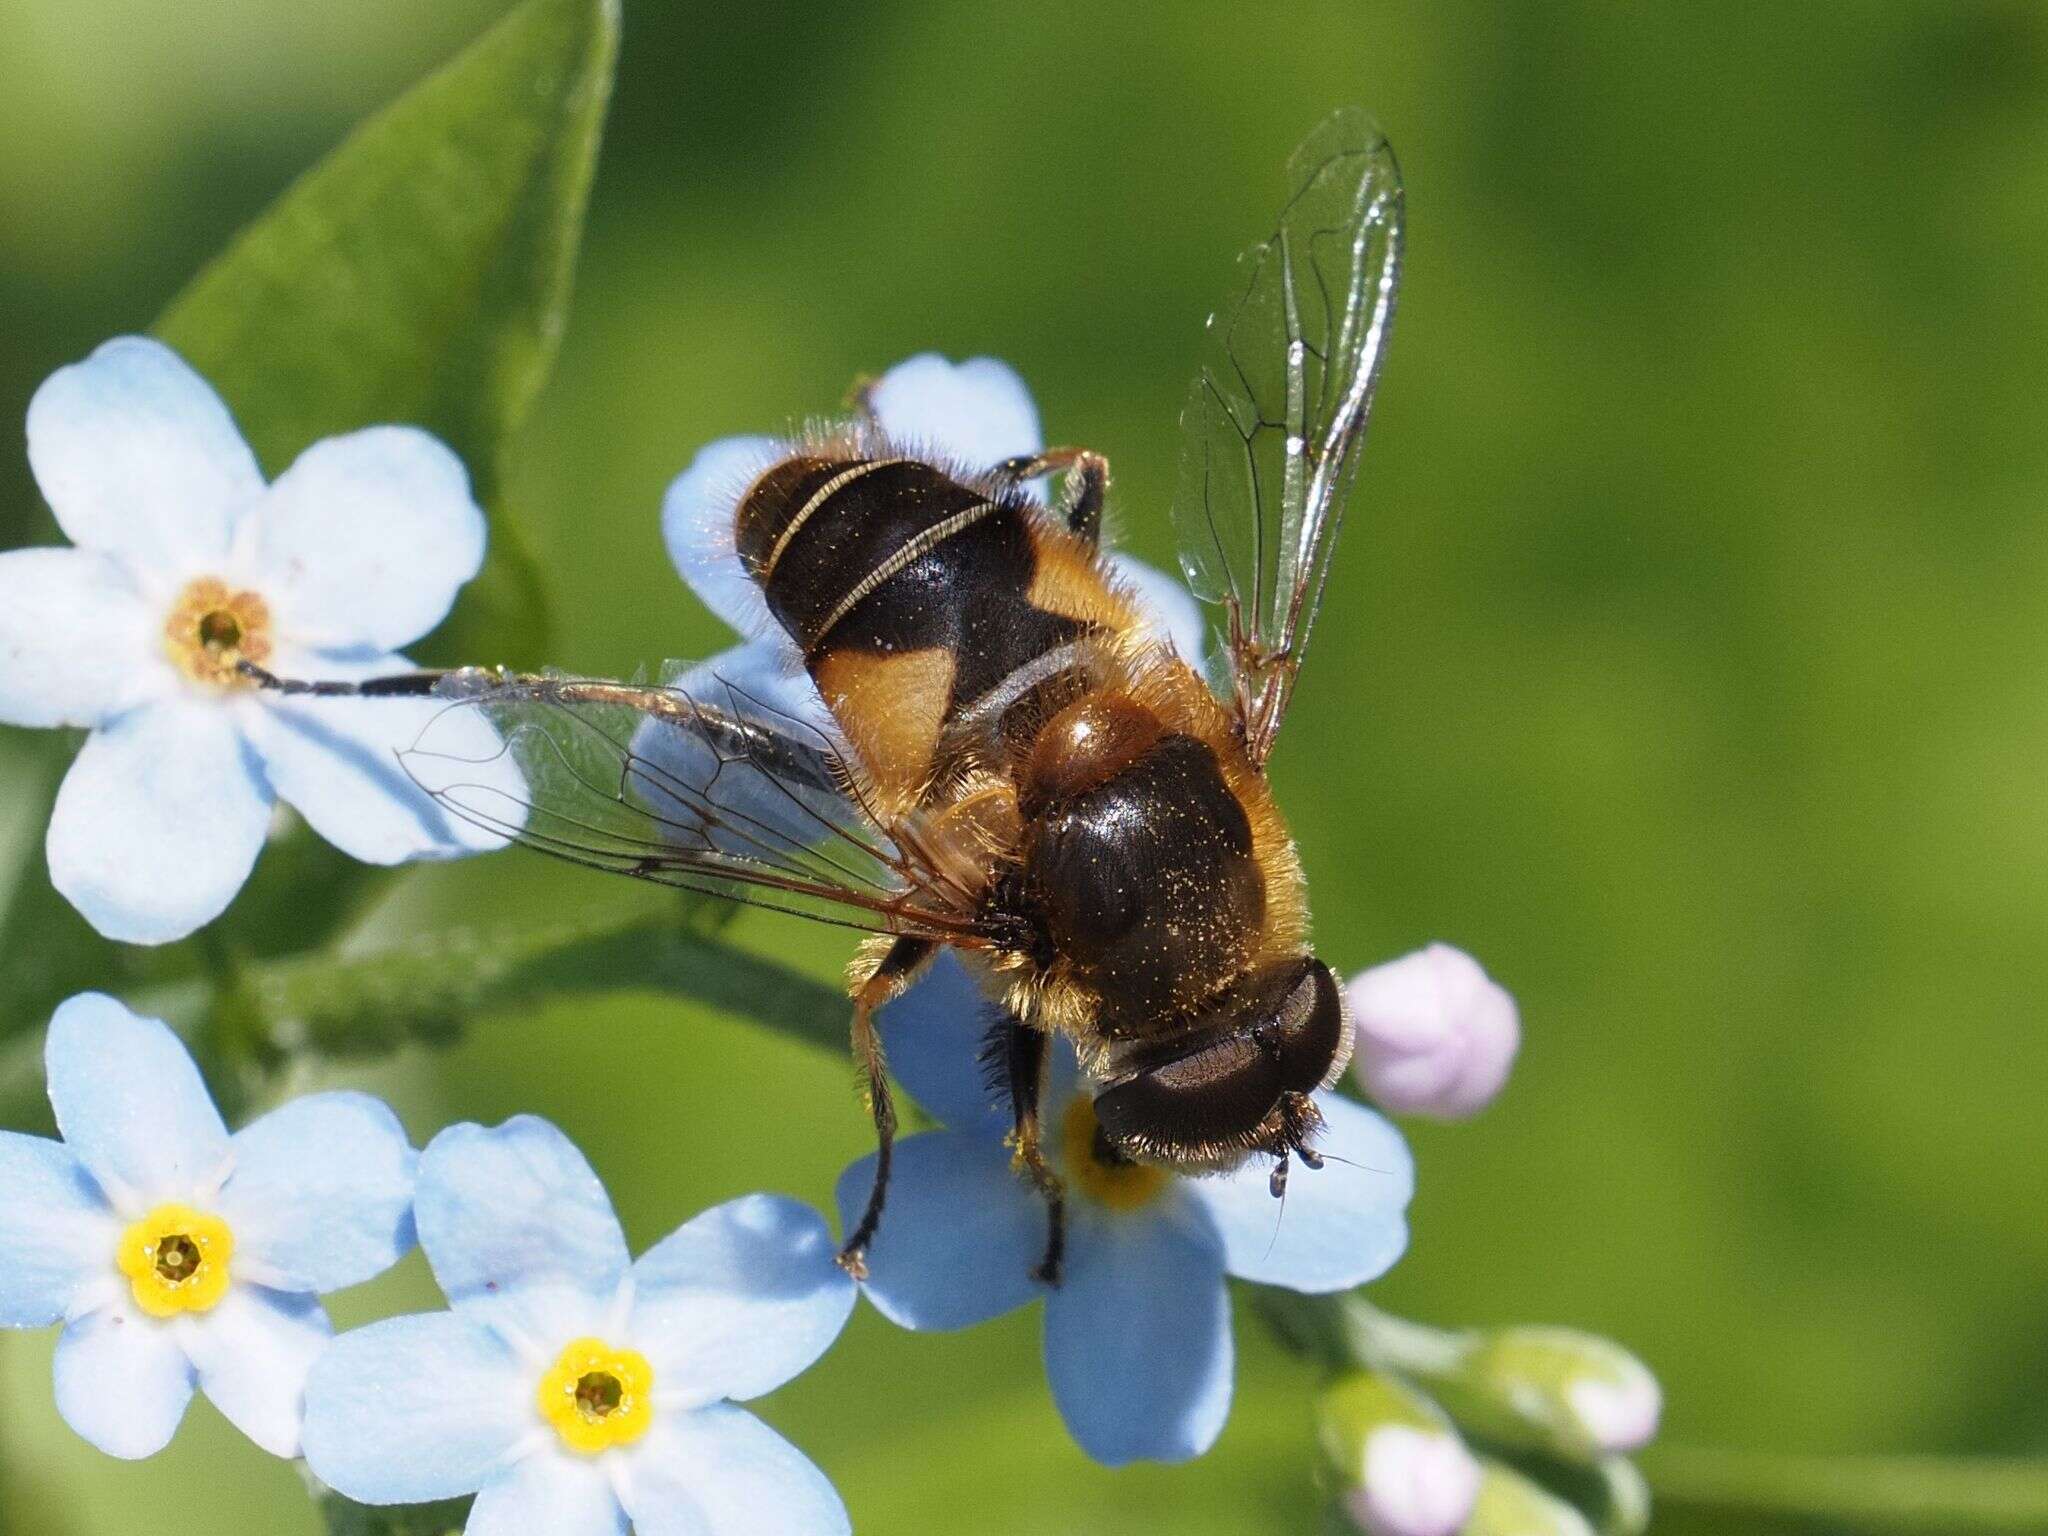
[735,451,1114,808]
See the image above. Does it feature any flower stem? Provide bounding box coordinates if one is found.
[1642,1444,2048,1532]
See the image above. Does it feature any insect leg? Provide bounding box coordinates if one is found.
[235,661,526,698]
[838,934,938,1278]
[990,448,1109,544]
[995,1016,1067,1285]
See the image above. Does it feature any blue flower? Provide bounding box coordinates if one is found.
[644,353,1207,804]
[0,993,418,1459]
[303,1116,857,1536]
[834,953,1415,1466]
[0,336,525,944]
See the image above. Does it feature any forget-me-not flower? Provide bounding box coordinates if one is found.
[0,336,525,944]
[834,953,1415,1466]
[647,352,1207,775]
[0,993,418,1459]
[303,1115,857,1536]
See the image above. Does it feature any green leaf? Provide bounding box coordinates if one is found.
[227,907,847,1065]
[318,1492,473,1536]
[154,0,620,668]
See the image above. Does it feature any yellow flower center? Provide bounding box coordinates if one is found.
[536,1338,655,1454]
[116,1204,234,1318]
[1060,1097,1170,1212]
[163,576,272,688]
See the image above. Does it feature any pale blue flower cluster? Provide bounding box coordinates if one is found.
[0,995,856,1535]
[837,954,1413,1466]
[0,340,1460,1530]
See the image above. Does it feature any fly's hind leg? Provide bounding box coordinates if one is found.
[838,935,938,1279]
[992,1015,1067,1285]
[990,448,1109,545]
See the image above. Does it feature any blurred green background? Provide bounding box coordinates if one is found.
[4,1,2048,1531]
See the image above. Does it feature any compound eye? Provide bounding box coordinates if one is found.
[1090,957,1349,1165]
[1268,957,1349,1093]
[1091,1029,1284,1165]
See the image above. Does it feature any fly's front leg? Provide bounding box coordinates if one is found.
[839,935,938,1279]
[235,660,529,699]
[994,1015,1067,1285]
[990,448,1109,545]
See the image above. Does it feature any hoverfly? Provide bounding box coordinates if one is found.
[248,110,1403,1281]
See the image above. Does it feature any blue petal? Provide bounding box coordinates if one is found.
[248,645,527,864]
[622,1404,850,1536]
[0,1132,115,1326]
[834,1130,1044,1331]
[469,1453,628,1536]
[627,1194,853,1407]
[46,700,272,946]
[182,1285,331,1459]
[44,993,228,1212]
[249,426,485,652]
[874,952,1007,1139]
[215,1091,417,1294]
[1188,1092,1413,1292]
[0,547,156,730]
[1042,1203,1233,1465]
[301,1311,529,1504]
[866,354,1043,472]
[661,434,786,640]
[25,335,263,581]
[53,1297,196,1459]
[415,1117,629,1351]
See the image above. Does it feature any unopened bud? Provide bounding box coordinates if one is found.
[1448,1328,1661,1461]
[1345,944,1519,1118]
[1320,1373,1481,1536]
[1463,1462,1598,1536]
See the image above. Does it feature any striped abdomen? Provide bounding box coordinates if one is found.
[734,452,1113,805]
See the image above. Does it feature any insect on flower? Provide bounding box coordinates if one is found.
[243,109,1405,1283]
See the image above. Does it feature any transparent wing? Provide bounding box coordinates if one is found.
[399,667,989,941]
[1172,108,1404,765]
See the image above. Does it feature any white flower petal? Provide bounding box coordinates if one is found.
[471,1452,628,1536]
[627,1194,853,1407]
[1041,1202,1233,1466]
[866,354,1043,471]
[245,647,523,864]
[44,993,229,1213]
[661,434,786,639]
[415,1117,628,1353]
[180,1285,331,1458]
[215,1091,416,1294]
[0,1132,117,1326]
[46,700,272,945]
[54,1298,196,1459]
[620,1404,849,1536]
[25,336,263,585]
[250,427,485,651]
[302,1311,530,1503]
[1105,552,1209,666]
[0,548,161,728]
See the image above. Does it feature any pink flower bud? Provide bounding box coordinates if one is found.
[1345,944,1519,1118]
[1342,1425,1483,1536]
